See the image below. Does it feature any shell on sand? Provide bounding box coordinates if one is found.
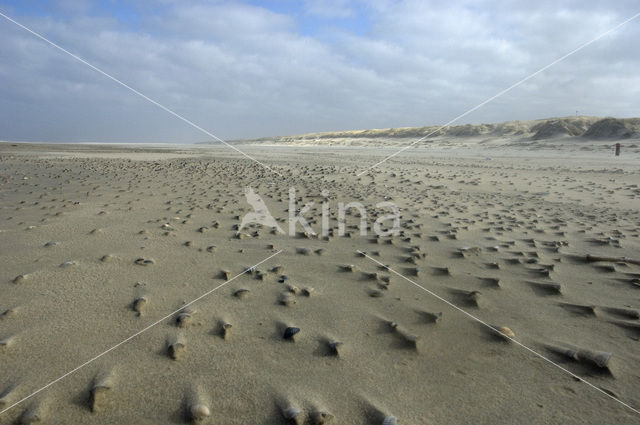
[134,258,155,266]
[363,272,379,281]
[189,403,210,421]
[460,246,481,255]
[132,297,148,316]
[0,308,18,320]
[279,293,296,306]
[467,290,483,307]
[577,349,612,369]
[176,310,195,328]
[547,345,612,370]
[89,385,110,412]
[282,406,303,424]
[495,326,515,340]
[283,327,300,340]
[421,311,442,324]
[370,289,384,298]
[382,416,398,425]
[168,335,186,360]
[20,411,43,424]
[20,403,45,424]
[389,322,419,349]
[220,322,232,339]
[328,341,343,356]
[0,335,16,348]
[184,385,210,423]
[399,331,419,349]
[233,289,251,299]
[12,274,27,284]
[0,386,17,408]
[100,254,116,262]
[310,410,334,424]
[168,342,185,360]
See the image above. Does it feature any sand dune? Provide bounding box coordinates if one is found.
[221,116,640,151]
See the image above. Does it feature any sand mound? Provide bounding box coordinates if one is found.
[582,118,634,139]
[446,124,490,137]
[228,116,629,146]
[531,120,584,140]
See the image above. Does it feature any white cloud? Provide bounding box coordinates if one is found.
[0,0,639,142]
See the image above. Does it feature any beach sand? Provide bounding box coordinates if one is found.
[0,141,639,424]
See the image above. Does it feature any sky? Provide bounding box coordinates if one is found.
[0,0,639,143]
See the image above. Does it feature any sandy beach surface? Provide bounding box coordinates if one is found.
[1,140,639,424]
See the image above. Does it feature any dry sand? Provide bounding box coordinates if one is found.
[0,140,639,424]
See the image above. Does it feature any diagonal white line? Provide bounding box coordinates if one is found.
[356,11,640,176]
[0,250,283,416]
[357,250,640,415]
[0,11,283,177]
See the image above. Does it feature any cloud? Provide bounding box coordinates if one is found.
[0,0,639,142]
